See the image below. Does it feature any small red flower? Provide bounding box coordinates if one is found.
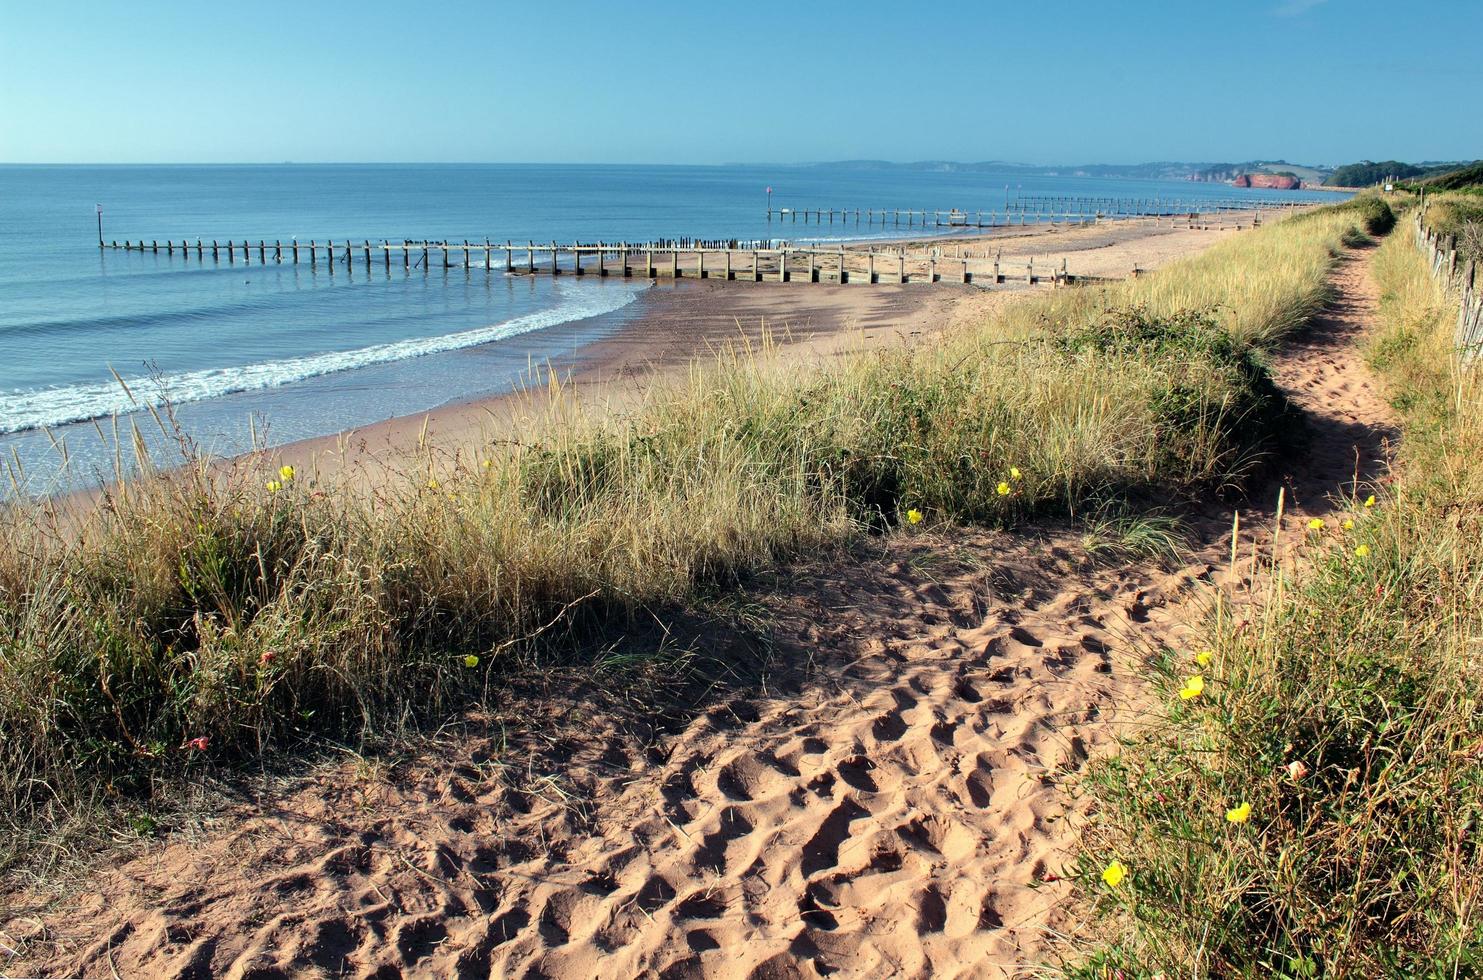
[186,737,209,752]
[259,651,276,666]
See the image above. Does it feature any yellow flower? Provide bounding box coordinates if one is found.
[1342,518,1355,531]
[1195,650,1213,667]
[463,654,480,668]
[1307,518,1325,531]
[1010,466,1022,480]
[1364,494,1376,509]
[1225,801,1252,824]
[265,479,282,493]
[481,459,493,469]
[278,464,295,481]
[427,478,440,491]
[1178,675,1205,700]
[1354,544,1370,558]
[906,509,923,525]
[1101,860,1128,888]
[996,481,1011,496]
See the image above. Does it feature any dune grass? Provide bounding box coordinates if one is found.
[0,200,1382,874]
[1071,205,1482,976]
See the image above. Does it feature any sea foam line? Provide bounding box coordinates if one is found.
[0,282,645,435]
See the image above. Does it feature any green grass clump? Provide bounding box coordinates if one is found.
[0,200,1380,873]
[1072,215,1483,976]
[1424,196,1483,266]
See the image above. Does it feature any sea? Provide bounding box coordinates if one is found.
[0,164,1343,493]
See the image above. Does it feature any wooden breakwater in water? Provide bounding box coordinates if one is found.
[1415,211,1483,362]
[101,238,1110,287]
[767,196,1306,228]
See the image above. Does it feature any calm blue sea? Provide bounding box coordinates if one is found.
[0,163,1341,492]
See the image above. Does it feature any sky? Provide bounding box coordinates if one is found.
[1,0,1478,166]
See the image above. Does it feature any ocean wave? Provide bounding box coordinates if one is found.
[0,282,645,435]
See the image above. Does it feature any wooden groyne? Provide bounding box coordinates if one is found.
[103,238,1098,286]
[767,196,1307,227]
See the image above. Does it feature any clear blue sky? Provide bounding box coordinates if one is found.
[2,0,1477,166]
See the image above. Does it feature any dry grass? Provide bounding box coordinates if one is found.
[0,200,1380,875]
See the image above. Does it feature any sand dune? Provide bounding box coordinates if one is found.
[0,238,1394,980]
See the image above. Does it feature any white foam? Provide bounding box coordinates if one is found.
[0,281,645,435]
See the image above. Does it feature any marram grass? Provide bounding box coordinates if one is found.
[0,199,1380,872]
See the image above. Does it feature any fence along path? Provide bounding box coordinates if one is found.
[1415,210,1483,362]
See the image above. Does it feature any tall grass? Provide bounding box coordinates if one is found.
[1072,208,1482,976]
[0,201,1381,872]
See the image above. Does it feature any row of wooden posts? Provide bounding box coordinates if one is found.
[1416,210,1483,362]
[105,238,1084,286]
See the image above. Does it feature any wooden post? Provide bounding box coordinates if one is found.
[274,240,282,263]
[463,240,470,270]
[725,249,732,281]
[779,249,787,283]
[574,243,583,276]
[839,247,847,284]
[808,250,816,283]
[868,249,875,284]
[403,241,409,270]
[526,241,533,273]
[898,254,905,284]
[621,241,629,277]
[506,240,513,272]
[386,241,391,271]
[365,241,372,269]
[961,259,969,283]
[551,241,558,275]
[928,256,936,284]
[697,248,704,279]
[671,249,678,278]
[166,240,174,256]
[752,249,760,282]
[258,240,265,262]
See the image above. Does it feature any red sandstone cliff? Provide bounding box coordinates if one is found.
[1231,173,1302,190]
